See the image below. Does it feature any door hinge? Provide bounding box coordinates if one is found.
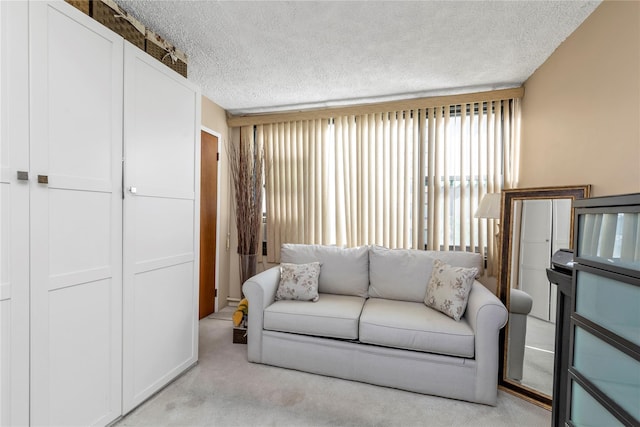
[217,152,220,161]
[214,289,218,297]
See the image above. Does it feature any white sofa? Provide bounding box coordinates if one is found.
[243,244,508,405]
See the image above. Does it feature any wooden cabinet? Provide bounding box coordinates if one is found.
[0,2,200,425]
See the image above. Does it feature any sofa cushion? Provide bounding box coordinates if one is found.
[280,244,369,297]
[264,293,366,340]
[424,259,477,321]
[368,247,483,302]
[276,262,321,302]
[368,246,435,302]
[423,250,482,274]
[359,298,475,358]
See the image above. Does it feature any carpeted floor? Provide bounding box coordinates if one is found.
[207,306,235,321]
[114,318,551,427]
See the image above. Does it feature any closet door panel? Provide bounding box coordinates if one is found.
[126,59,196,197]
[0,189,9,292]
[49,190,112,279]
[0,2,30,426]
[0,189,8,303]
[0,301,9,425]
[135,197,195,262]
[45,7,115,190]
[131,263,195,393]
[123,43,201,413]
[29,2,123,426]
[48,279,114,425]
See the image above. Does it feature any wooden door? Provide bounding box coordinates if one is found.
[29,2,123,425]
[122,43,201,414]
[199,131,218,319]
[0,2,30,425]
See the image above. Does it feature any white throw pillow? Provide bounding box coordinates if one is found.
[424,259,477,321]
[276,262,321,302]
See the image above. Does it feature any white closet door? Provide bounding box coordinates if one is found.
[552,199,573,252]
[122,43,201,413]
[519,200,553,321]
[549,198,573,323]
[0,2,30,426]
[29,2,123,426]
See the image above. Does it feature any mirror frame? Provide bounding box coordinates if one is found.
[497,185,590,407]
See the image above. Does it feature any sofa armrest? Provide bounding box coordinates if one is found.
[465,281,508,405]
[466,281,508,333]
[242,266,280,362]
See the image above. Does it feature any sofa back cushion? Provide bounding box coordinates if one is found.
[280,244,369,297]
[369,246,434,302]
[425,250,482,272]
[368,246,482,302]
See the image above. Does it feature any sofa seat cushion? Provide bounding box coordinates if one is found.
[359,298,475,358]
[264,293,366,340]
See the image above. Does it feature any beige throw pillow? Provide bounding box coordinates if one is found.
[276,262,321,302]
[424,259,477,321]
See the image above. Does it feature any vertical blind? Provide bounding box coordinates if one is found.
[260,120,333,261]
[254,97,521,274]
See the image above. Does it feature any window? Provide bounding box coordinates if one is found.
[258,97,520,275]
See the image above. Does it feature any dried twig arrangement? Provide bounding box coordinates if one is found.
[227,131,265,256]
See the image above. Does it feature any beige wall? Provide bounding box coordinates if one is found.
[201,96,234,308]
[520,0,640,197]
[202,100,264,304]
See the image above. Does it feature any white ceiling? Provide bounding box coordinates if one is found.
[114,0,601,115]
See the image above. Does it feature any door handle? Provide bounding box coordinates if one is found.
[128,186,137,194]
[37,175,48,184]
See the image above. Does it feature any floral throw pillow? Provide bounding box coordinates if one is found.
[276,262,321,302]
[424,259,477,321]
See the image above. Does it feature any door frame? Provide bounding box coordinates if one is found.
[201,126,221,313]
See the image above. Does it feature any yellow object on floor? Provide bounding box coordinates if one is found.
[233,298,248,327]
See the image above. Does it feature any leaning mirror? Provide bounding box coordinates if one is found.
[498,186,590,408]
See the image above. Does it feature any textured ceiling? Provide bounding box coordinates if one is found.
[114,0,601,114]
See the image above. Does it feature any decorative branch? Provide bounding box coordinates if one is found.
[227,129,265,256]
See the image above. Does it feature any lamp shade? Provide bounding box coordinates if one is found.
[475,193,501,219]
